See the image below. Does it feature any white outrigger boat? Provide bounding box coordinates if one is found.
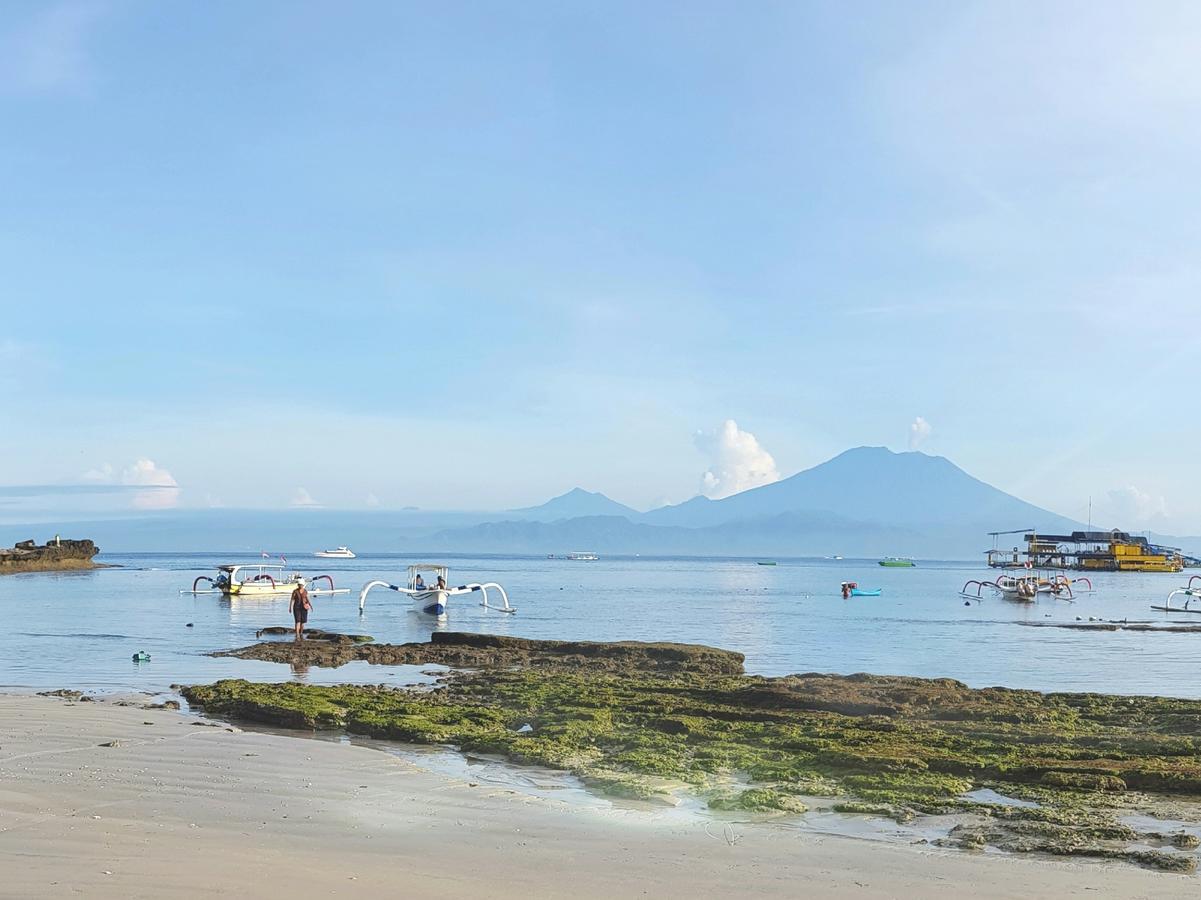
[184,564,350,598]
[358,563,514,618]
[1151,575,1201,613]
[961,573,1091,603]
[315,546,356,559]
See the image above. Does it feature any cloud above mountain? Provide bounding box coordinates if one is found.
[1104,485,1168,526]
[694,420,780,500]
[908,416,932,450]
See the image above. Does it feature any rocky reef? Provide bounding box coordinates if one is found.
[187,634,1201,873]
[0,537,99,574]
[217,631,745,675]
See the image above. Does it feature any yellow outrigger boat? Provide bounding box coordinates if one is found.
[184,564,348,598]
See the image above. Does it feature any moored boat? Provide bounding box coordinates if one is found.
[1151,575,1201,614]
[878,557,915,567]
[184,564,349,598]
[359,564,514,619]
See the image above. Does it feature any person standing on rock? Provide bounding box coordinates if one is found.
[289,579,312,640]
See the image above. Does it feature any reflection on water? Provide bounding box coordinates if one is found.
[0,552,1198,697]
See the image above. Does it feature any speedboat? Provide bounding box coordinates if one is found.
[185,564,348,597]
[359,564,514,619]
[315,546,356,559]
[567,551,599,561]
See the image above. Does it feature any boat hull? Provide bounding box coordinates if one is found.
[412,589,449,617]
[227,581,298,597]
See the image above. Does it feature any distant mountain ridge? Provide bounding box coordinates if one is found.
[15,446,1168,558]
[509,487,639,521]
[421,447,1086,558]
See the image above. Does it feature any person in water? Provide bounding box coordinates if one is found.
[289,580,311,640]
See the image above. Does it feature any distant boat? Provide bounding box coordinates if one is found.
[879,557,915,567]
[827,555,843,560]
[567,551,599,561]
[315,546,356,559]
[757,561,777,566]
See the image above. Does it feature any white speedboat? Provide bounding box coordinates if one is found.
[315,546,356,559]
[359,564,514,619]
[567,551,599,561]
[184,564,349,597]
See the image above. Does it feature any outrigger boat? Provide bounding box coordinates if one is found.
[358,563,514,618]
[183,564,349,598]
[1151,575,1201,613]
[961,573,1092,603]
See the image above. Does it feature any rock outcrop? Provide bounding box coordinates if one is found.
[217,631,746,675]
[0,537,99,574]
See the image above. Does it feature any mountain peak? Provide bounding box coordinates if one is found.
[644,445,1076,531]
[510,487,638,521]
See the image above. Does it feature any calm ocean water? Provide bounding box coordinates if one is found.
[1,552,1197,697]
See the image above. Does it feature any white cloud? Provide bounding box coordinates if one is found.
[81,462,114,483]
[695,420,780,500]
[1105,486,1168,526]
[290,487,320,509]
[908,416,932,450]
[365,492,380,508]
[0,1,106,96]
[121,458,180,510]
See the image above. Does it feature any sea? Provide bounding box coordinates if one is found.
[1,553,1197,698]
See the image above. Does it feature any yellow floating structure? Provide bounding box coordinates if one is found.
[987,530,1184,573]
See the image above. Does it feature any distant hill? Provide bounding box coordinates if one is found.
[415,512,925,557]
[509,488,639,521]
[5,448,1118,558]
[421,447,1085,558]
[642,447,1080,533]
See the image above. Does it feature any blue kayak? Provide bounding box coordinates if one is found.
[850,588,882,597]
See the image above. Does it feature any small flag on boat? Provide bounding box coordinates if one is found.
[261,551,269,558]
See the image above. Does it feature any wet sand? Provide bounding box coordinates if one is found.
[0,694,1194,899]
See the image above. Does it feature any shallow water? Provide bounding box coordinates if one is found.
[0,552,1197,696]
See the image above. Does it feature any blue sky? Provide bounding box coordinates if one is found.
[2,1,1200,531]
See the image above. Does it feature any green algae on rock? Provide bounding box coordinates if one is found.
[217,631,745,675]
[186,636,1201,873]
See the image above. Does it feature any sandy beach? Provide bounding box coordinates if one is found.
[0,694,1193,899]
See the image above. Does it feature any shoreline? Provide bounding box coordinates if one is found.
[1,692,1197,899]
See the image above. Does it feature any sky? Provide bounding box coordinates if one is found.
[2,1,1200,532]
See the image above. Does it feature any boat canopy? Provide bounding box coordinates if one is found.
[219,564,286,577]
[407,564,449,578]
